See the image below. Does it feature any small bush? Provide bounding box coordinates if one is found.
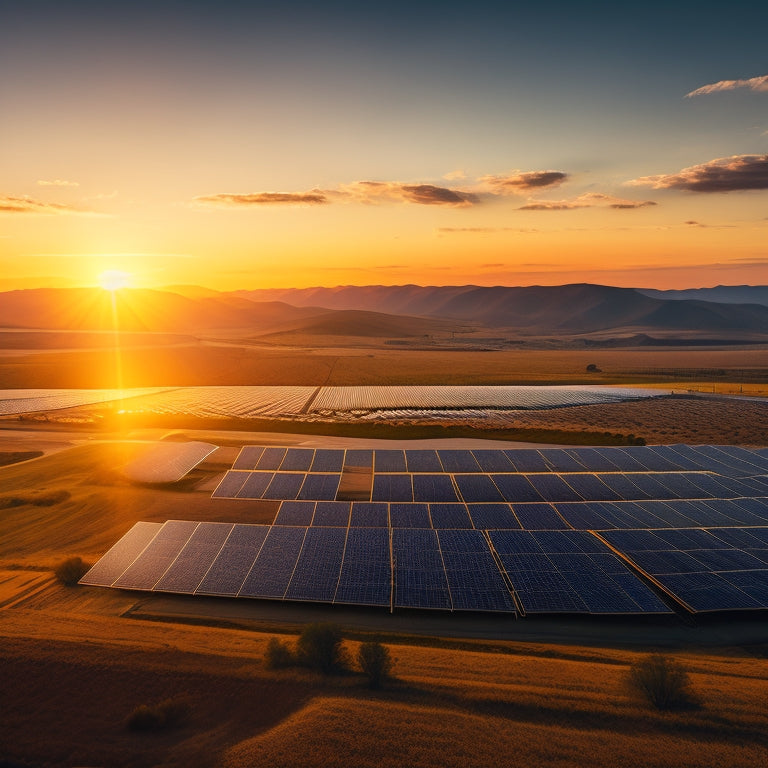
[265,637,294,669]
[127,698,191,731]
[627,654,696,711]
[296,622,348,675]
[358,641,393,689]
[54,556,90,586]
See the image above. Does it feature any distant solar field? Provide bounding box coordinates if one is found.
[82,444,768,617]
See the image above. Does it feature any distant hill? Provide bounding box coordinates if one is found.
[639,285,768,306]
[0,288,321,332]
[237,283,768,336]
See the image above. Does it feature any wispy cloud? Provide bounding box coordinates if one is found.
[683,220,736,229]
[333,181,478,206]
[686,74,768,97]
[194,191,328,206]
[519,193,656,211]
[480,170,568,194]
[443,169,467,181]
[0,196,89,215]
[437,227,539,234]
[628,154,768,192]
[36,179,79,187]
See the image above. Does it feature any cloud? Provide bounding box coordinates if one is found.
[686,74,768,97]
[334,181,478,207]
[628,154,768,192]
[519,192,656,211]
[194,191,328,206]
[437,227,539,234]
[480,170,568,194]
[443,169,467,180]
[36,179,79,187]
[0,196,87,214]
[683,220,736,229]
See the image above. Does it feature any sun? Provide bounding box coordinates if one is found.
[98,269,132,291]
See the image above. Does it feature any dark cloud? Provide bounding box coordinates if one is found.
[400,184,478,206]
[338,181,477,206]
[481,170,568,194]
[686,74,768,97]
[0,196,84,214]
[609,201,657,209]
[194,191,328,206]
[520,192,656,211]
[629,155,768,192]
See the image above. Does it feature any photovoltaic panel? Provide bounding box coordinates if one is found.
[374,450,406,473]
[631,500,697,528]
[280,448,314,471]
[233,446,264,470]
[629,549,711,575]
[310,449,345,473]
[555,502,615,530]
[467,504,520,529]
[212,470,250,499]
[472,450,516,473]
[429,503,473,529]
[437,530,516,612]
[438,450,482,473]
[525,474,583,503]
[413,474,459,503]
[511,503,568,530]
[663,500,735,527]
[274,501,316,526]
[718,570,768,603]
[619,474,679,500]
[727,498,768,524]
[597,473,653,501]
[652,528,725,550]
[560,474,621,502]
[539,449,587,472]
[372,474,413,502]
[492,474,545,503]
[154,522,233,593]
[658,571,761,612]
[236,472,274,499]
[297,473,340,501]
[389,503,431,528]
[504,449,549,472]
[652,473,717,499]
[709,528,767,548]
[593,448,648,472]
[344,449,373,468]
[499,562,587,613]
[312,501,351,527]
[197,524,269,595]
[79,521,163,586]
[455,474,505,503]
[406,450,443,472]
[643,445,701,471]
[334,527,391,606]
[262,473,305,500]
[392,528,451,610]
[689,548,767,572]
[255,447,287,470]
[112,520,198,590]
[285,526,347,602]
[695,446,766,477]
[713,446,768,475]
[349,502,389,527]
[563,448,620,472]
[488,529,543,554]
[239,525,307,599]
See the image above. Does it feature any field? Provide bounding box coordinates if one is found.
[2,436,768,767]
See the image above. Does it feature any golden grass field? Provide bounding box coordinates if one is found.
[1,438,768,767]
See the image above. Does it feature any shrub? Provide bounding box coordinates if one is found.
[296,622,348,675]
[54,556,90,586]
[265,637,294,669]
[357,641,393,689]
[627,654,696,710]
[127,698,191,731]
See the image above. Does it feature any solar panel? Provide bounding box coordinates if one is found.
[389,503,431,528]
[197,524,269,595]
[511,503,568,530]
[344,449,373,468]
[280,448,314,471]
[455,474,505,503]
[334,527,391,606]
[504,449,549,472]
[79,521,163,586]
[413,474,459,503]
[232,446,265,470]
[212,470,250,498]
[525,474,583,502]
[262,473,305,500]
[297,473,340,501]
[564,448,620,472]
[112,520,198,590]
[472,450,516,472]
[561,474,621,502]
[467,504,520,529]
[659,572,761,612]
[374,450,406,473]
[372,474,413,502]
[491,474,544,503]
[239,526,307,599]
[554,502,615,530]
[285,527,347,602]
[392,528,451,610]
[274,500,316,526]
[154,522,233,593]
[438,450,482,473]
[255,447,287,470]
[236,472,273,499]
[538,449,587,472]
[593,447,648,472]
[312,501,351,527]
[349,502,389,527]
[717,570,768,604]
[429,503,473,529]
[405,450,443,472]
[310,449,345,473]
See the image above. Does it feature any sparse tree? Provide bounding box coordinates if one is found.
[265,636,294,669]
[296,622,348,675]
[358,641,393,689]
[54,556,90,586]
[627,654,696,711]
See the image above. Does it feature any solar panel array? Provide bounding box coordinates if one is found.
[82,444,768,617]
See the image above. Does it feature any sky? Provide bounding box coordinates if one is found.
[1,0,767,292]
